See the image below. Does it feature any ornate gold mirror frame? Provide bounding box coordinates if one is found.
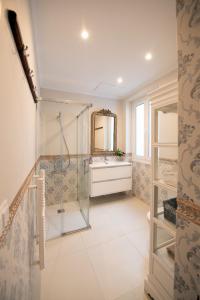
[91,109,117,155]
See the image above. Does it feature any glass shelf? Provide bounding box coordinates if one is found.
[153,146,178,187]
[153,179,177,191]
[153,214,176,237]
[153,223,175,275]
[153,184,177,236]
[154,244,175,275]
[148,96,178,298]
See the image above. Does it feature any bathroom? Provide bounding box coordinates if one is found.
[0,1,200,300]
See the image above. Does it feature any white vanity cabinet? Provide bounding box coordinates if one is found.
[89,161,132,197]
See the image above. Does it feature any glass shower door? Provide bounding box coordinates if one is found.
[77,107,90,227]
[39,100,91,240]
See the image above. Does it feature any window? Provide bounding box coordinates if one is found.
[135,103,145,157]
[133,99,151,161]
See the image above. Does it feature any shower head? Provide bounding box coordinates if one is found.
[57,112,62,120]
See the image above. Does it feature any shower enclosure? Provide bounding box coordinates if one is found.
[38,100,91,240]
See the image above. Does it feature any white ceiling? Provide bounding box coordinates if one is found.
[31,0,177,100]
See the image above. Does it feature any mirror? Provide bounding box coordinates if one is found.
[91,109,117,155]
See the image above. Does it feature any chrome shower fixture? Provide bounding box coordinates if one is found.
[57,112,62,120]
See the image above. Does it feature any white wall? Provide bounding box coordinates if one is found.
[39,88,123,155]
[0,0,38,205]
[158,110,178,160]
[122,70,178,155]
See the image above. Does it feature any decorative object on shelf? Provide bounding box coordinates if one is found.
[163,197,177,225]
[7,10,38,103]
[115,148,125,157]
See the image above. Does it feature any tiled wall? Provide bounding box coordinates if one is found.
[132,159,177,205]
[41,154,177,208]
[40,157,78,206]
[91,153,132,163]
[175,1,200,299]
[132,162,152,205]
[41,154,132,206]
[0,189,40,300]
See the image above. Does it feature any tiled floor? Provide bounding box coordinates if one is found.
[46,202,88,240]
[41,193,150,300]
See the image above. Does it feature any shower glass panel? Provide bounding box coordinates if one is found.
[38,100,90,240]
[77,108,90,226]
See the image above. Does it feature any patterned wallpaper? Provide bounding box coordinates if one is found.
[0,189,40,300]
[175,1,200,299]
[40,157,78,206]
[132,159,177,206]
[41,154,132,207]
[132,161,152,205]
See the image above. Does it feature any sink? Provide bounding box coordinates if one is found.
[89,161,131,169]
[89,160,132,197]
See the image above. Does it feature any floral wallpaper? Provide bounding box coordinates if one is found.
[132,162,152,205]
[175,1,200,299]
[175,218,200,299]
[0,189,40,300]
[132,159,177,206]
[40,157,78,206]
[41,154,132,207]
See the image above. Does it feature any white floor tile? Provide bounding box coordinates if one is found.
[42,250,105,300]
[45,237,63,267]
[127,228,149,257]
[42,195,150,300]
[114,286,149,300]
[87,236,145,300]
[80,222,125,248]
[60,232,85,257]
[46,202,88,239]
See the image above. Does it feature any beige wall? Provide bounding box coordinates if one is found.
[39,88,123,155]
[0,0,38,205]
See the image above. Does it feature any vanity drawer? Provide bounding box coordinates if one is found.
[91,165,132,182]
[91,178,132,197]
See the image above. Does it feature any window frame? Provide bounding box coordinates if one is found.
[132,98,151,163]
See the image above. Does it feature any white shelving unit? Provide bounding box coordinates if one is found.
[145,81,178,300]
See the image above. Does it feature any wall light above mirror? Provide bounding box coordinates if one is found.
[91,109,117,155]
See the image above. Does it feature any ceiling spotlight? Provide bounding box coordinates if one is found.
[117,77,123,84]
[145,52,153,61]
[81,30,89,40]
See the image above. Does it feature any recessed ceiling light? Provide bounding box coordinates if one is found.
[145,52,153,61]
[117,77,123,84]
[81,30,89,40]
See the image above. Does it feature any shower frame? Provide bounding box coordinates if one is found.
[38,99,92,239]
